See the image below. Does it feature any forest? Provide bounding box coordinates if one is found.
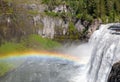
[0,0,120,23]
[42,0,120,23]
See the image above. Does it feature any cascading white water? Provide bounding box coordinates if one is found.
[72,23,120,82]
[88,23,120,82]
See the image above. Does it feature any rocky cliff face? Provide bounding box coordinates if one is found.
[108,61,120,82]
[0,0,101,44]
[42,16,69,38]
[25,3,101,39]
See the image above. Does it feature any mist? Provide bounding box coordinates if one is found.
[59,43,93,82]
[59,43,92,64]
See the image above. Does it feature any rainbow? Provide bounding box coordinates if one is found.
[0,51,81,63]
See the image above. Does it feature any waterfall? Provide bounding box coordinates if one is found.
[72,23,120,82]
[88,23,120,82]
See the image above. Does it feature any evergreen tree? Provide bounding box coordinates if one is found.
[42,0,120,23]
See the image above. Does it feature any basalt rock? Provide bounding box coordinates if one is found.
[108,61,120,82]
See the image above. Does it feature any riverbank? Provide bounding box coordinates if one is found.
[0,34,61,77]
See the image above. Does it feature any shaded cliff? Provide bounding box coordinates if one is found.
[108,61,120,82]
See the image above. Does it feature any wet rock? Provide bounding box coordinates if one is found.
[108,61,120,82]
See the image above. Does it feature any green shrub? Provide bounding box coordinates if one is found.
[0,42,26,54]
[0,61,15,77]
[27,10,39,15]
[69,22,75,33]
[0,59,25,77]
[45,11,58,17]
[0,34,61,54]
[21,34,61,50]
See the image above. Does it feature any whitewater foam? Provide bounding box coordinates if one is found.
[72,23,120,82]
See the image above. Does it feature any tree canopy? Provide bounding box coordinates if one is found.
[42,0,120,23]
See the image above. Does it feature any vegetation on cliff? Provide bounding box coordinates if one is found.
[42,0,120,41]
[0,0,120,41]
[0,0,119,43]
[42,0,120,23]
[0,34,61,54]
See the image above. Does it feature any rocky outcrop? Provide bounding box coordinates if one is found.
[53,4,68,13]
[24,3,69,39]
[42,16,69,38]
[25,3,101,39]
[0,1,102,43]
[75,20,85,32]
[87,19,102,37]
[108,61,120,82]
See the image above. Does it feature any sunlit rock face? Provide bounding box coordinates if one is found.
[108,61,120,82]
[88,23,120,82]
[0,57,82,82]
[0,1,101,41]
[41,16,69,39]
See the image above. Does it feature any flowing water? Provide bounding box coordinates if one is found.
[88,23,120,82]
[0,23,120,82]
[71,23,120,82]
